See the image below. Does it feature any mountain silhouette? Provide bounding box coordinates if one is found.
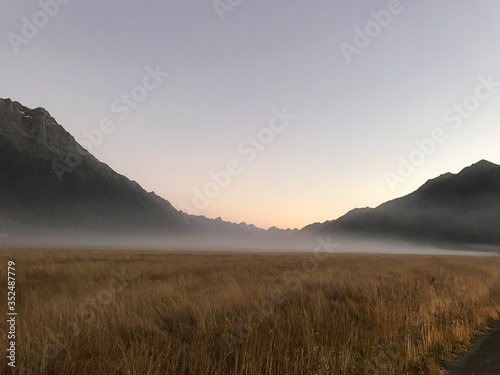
[1,98,497,249]
[0,98,188,237]
[306,160,500,246]
[0,98,295,246]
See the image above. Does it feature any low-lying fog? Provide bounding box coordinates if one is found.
[1,230,497,257]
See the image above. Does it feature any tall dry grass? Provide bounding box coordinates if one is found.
[0,249,499,375]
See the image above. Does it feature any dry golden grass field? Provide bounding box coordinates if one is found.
[0,249,499,375]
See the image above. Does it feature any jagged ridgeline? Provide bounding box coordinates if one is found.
[0,98,296,246]
[2,98,500,248]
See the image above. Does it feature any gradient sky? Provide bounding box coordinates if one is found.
[2,0,500,229]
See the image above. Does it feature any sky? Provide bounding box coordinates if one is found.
[1,0,500,230]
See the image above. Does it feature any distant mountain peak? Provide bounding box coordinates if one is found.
[462,159,498,173]
[474,159,496,166]
[0,98,76,156]
[418,160,499,192]
[310,159,500,247]
[0,98,188,236]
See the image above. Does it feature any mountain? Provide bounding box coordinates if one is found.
[0,98,190,238]
[3,98,496,249]
[0,98,294,246]
[305,160,500,246]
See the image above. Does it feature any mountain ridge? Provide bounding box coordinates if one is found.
[306,160,500,246]
[0,98,295,245]
[1,98,498,249]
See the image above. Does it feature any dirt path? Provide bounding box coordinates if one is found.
[446,322,500,375]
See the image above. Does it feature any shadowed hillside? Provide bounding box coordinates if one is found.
[0,98,187,236]
[304,160,500,247]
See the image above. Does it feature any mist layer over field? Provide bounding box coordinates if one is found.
[1,230,496,257]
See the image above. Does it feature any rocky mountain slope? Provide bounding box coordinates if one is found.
[0,98,189,237]
[0,98,296,245]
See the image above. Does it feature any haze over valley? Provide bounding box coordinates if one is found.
[1,98,499,254]
[2,2,500,374]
